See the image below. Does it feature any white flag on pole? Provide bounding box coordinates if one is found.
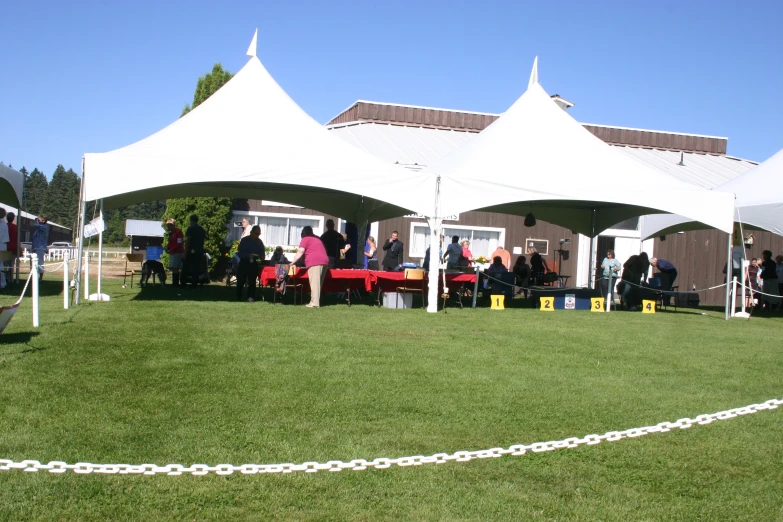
[83,216,106,238]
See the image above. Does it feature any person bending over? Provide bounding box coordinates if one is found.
[290,226,329,308]
[650,257,677,289]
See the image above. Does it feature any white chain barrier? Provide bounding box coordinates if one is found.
[1,397,779,476]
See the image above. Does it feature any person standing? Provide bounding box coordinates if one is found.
[490,246,511,270]
[364,236,378,270]
[31,215,50,282]
[0,209,8,288]
[599,250,622,298]
[6,212,17,257]
[239,217,253,239]
[320,219,345,269]
[5,212,17,286]
[183,214,206,288]
[236,225,265,302]
[290,226,329,308]
[423,235,444,271]
[382,231,404,271]
[460,240,474,267]
[443,235,463,269]
[759,250,780,311]
[164,219,185,287]
[776,255,783,311]
[650,257,678,288]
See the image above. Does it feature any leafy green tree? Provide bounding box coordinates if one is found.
[23,168,49,217]
[162,197,232,274]
[165,63,234,275]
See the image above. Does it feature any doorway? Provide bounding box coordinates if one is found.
[594,236,615,289]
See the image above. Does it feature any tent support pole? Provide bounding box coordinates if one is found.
[95,199,105,299]
[426,218,441,313]
[724,232,731,320]
[75,160,87,305]
[426,176,441,314]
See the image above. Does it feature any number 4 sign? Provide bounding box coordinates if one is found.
[642,300,656,314]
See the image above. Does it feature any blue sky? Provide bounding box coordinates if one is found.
[2,0,781,178]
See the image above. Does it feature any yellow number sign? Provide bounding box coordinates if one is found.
[540,297,555,311]
[590,297,604,312]
[491,295,505,310]
[642,300,656,314]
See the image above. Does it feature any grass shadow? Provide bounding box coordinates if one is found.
[0,331,40,344]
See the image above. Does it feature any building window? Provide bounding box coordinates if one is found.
[231,211,323,247]
[409,223,505,258]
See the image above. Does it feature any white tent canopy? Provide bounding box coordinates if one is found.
[82,31,435,225]
[423,59,736,237]
[641,147,783,239]
[0,163,24,208]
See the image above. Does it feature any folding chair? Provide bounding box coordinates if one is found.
[123,253,145,288]
[395,268,426,309]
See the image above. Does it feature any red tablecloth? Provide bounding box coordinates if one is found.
[368,271,476,293]
[260,266,370,293]
[260,267,476,294]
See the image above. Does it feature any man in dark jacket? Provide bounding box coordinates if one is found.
[320,219,344,269]
[236,225,265,302]
[184,214,206,288]
[382,231,404,271]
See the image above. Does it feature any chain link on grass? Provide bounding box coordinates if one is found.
[1,397,779,476]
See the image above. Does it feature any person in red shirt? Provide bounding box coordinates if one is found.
[165,219,185,287]
[6,212,17,255]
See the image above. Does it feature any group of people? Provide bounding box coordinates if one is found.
[229,218,390,306]
[599,251,678,311]
[164,215,206,289]
[745,251,782,311]
[0,209,20,288]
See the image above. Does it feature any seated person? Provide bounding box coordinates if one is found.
[512,255,530,297]
[269,246,290,265]
[487,256,508,277]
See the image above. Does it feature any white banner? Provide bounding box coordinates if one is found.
[83,216,106,238]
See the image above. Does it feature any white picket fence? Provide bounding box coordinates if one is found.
[19,248,123,263]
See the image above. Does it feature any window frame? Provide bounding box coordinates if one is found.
[408,221,506,258]
[231,211,324,248]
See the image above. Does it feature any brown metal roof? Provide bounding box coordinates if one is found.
[327,100,728,155]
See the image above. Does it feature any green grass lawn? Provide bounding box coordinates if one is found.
[0,277,781,521]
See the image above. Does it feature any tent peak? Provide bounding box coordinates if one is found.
[246,29,258,58]
[528,56,539,88]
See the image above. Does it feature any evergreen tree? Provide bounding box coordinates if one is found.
[23,168,49,216]
[41,165,80,229]
[165,63,234,274]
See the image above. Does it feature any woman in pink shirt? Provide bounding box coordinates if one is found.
[461,240,474,267]
[290,226,329,308]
